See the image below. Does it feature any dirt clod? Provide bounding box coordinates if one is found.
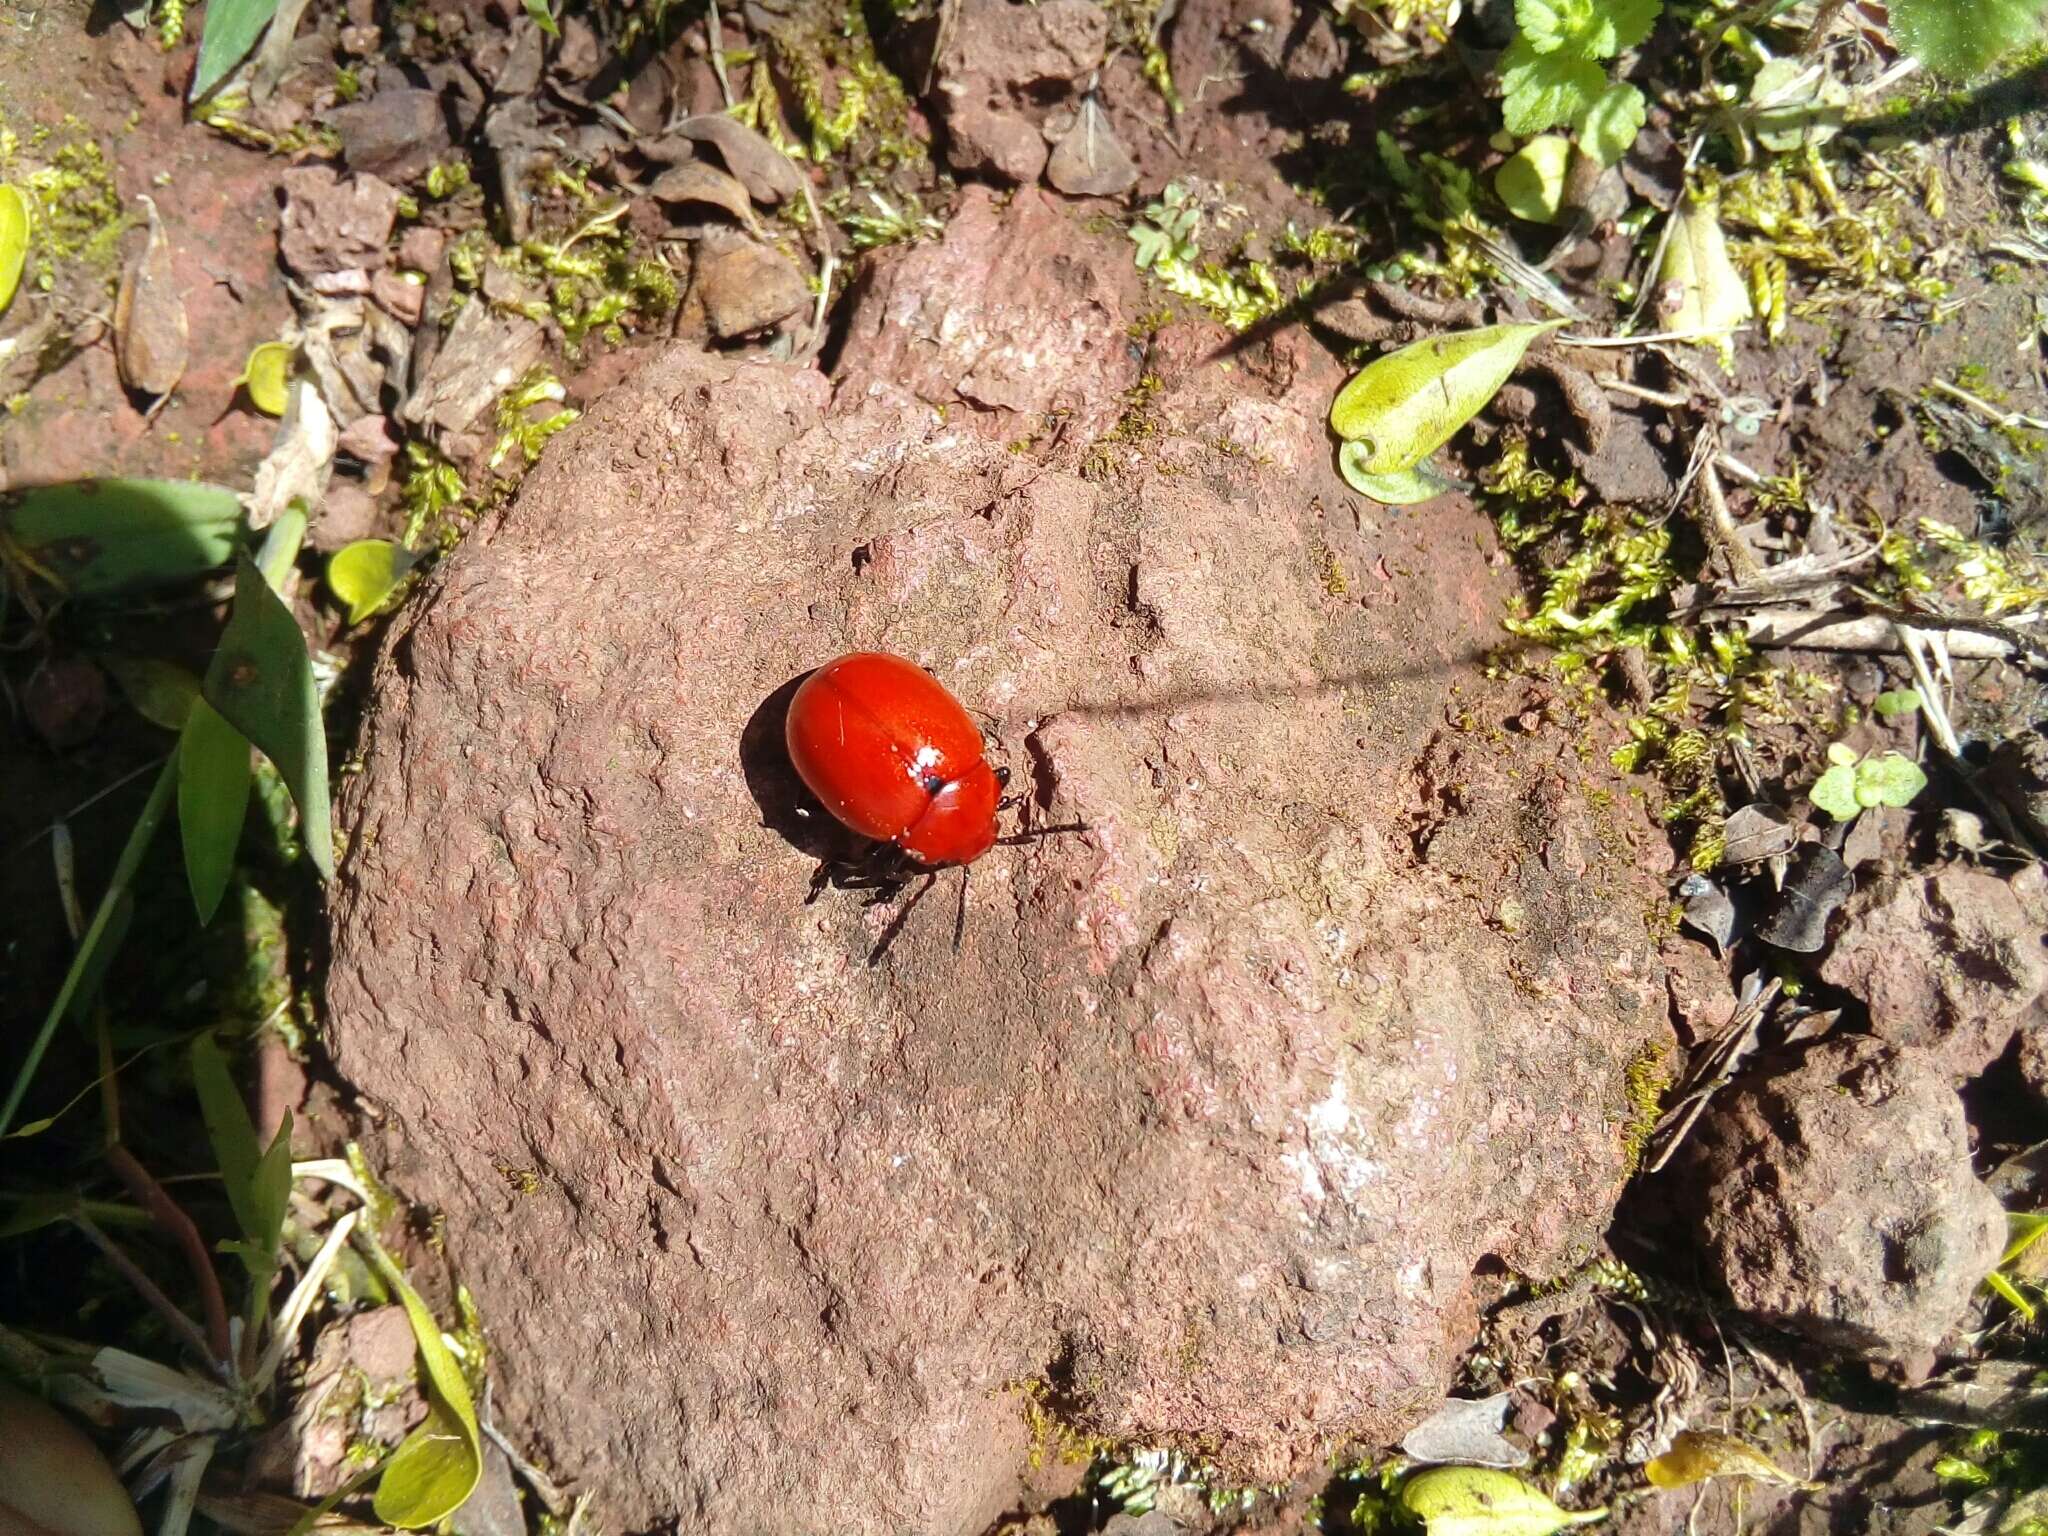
[1667,1035,2005,1376]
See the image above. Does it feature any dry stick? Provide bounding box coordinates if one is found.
[706,0,735,112]
[68,1211,222,1377]
[105,1144,234,1374]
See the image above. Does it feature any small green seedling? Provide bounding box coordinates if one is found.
[1499,0,1656,165]
[1983,1211,2048,1320]
[1809,743,1927,821]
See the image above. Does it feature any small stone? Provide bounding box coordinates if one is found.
[694,234,809,339]
[397,225,448,274]
[943,102,1050,185]
[328,88,452,181]
[279,167,400,280]
[24,656,108,750]
[372,268,426,325]
[344,1304,419,1385]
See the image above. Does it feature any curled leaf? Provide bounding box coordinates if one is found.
[0,183,29,320]
[114,195,188,400]
[1655,196,1751,361]
[326,539,414,625]
[362,1238,483,1528]
[1331,320,1566,477]
[1401,1467,1607,1536]
[1340,451,1464,506]
[236,342,295,417]
[1645,1430,1819,1491]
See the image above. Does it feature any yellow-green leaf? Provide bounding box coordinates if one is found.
[1340,451,1461,505]
[1496,136,1573,224]
[1645,1430,1819,1491]
[326,539,413,626]
[236,342,294,417]
[0,184,29,320]
[1330,320,1567,476]
[178,698,252,925]
[1656,196,1751,361]
[363,1239,482,1528]
[1401,1467,1608,1536]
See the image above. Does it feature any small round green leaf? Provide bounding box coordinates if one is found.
[236,342,294,416]
[1855,751,1928,809]
[1496,136,1574,223]
[0,184,29,321]
[326,540,413,626]
[1575,81,1646,167]
[1872,689,1922,718]
[1810,762,1861,821]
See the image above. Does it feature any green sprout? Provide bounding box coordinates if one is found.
[1808,743,1928,821]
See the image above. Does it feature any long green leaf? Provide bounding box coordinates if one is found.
[191,0,284,103]
[178,698,252,925]
[202,556,333,880]
[190,1033,264,1252]
[0,761,176,1139]
[6,479,241,596]
[362,1239,483,1528]
[1330,321,1566,477]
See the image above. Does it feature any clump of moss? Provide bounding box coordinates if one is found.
[1617,1042,1670,1174]
[1,116,128,295]
[1011,1379,1116,1471]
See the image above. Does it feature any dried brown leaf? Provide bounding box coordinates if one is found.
[114,195,188,399]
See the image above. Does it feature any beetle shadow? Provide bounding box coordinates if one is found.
[740,671,919,897]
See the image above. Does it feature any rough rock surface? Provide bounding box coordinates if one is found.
[1667,1036,2005,1375]
[832,186,1142,443]
[1819,865,2048,1081]
[931,0,1106,184]
[328,200,1677,1533]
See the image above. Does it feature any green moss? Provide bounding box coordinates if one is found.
[1617,1042,1670,1175]
[1,117,128,295]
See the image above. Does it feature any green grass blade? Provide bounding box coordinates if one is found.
[0,759,176,1138]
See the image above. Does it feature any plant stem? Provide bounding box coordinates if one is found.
[68,1210,222,1379]
[0,758,177,1139]
[106,1144,234,1373]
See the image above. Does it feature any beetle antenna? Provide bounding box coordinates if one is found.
[868,869,939,967]
[954,866,969,952]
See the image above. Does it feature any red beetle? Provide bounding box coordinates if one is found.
[784,651,1005,867]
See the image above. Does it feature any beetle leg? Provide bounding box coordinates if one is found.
[867,869,939,967]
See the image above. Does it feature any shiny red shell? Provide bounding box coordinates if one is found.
[784,652,1001,867]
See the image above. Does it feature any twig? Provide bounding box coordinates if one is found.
[705,0,734,112]
[1928,377,2048,434]
[1601,377,1692,409]
[1740,611,2022,658]
[106,1144,234,1374]
[1647,977,1782,1174]
[1855,599,2048,666]
[68,1211,224,1380]
[1697,454,1765,583]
